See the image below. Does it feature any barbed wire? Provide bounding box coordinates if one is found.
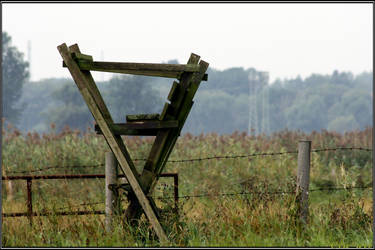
[54,185,373,210]
[155,185,373,200]
[163,150,299,163]
[5,147,372,175]
[7,184,369,215]
[312,147,372,153]
[54,201,105,211]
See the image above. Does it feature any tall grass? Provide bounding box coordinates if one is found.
[2,123,373,247]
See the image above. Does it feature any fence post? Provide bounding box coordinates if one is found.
[105,151,120,233]
[26,178,33,226]
[296,140,311,224]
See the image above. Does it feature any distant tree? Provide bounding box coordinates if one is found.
[47,83,93,132]
[331,70,354,87]
[46,74,164,131]
[2,32,29,125]
[103,75,164,123]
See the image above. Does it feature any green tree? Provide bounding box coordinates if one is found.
[103,75,164,123]
[2,32,29,125]
[46,75,164,132]
[47,83,93,132]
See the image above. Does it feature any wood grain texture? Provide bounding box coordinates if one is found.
[71,52,93,61]
[63,60,208,81]
[94,121,178,135]
[68,44,113,123]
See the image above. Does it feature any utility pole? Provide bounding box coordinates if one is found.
[260,71,270,135]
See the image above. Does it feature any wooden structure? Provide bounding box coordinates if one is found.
[57,43,209,244]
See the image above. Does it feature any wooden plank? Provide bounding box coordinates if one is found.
[122,120,178,130]
[182,60,210,104]
[82,61,200,72]
[80,61,181,79]
[69,43,163,230]
[160,54,201,120]
[95,125,159,136]
[123,54,208,224]
[126,113,160,122]
[149,101,195,192]
[71,61,200,79]
[64,60,208,81]
[57,43,168,244]
[71,52,93,61]
[159,103,176,121]
[139,54,202,190]
[202,74,208,81]
[167,81,180,102]
[141,129,171,177]
[144,59,209,191]
[95,121,178,132]
[68,44,113,123]
[82,87,167,243]
[181,53,201,89]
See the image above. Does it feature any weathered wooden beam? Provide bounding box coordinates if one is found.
[167,81,180,102]
[126,113,160,122]
[87,61,200,72]
[159,103,176,121]
[94,121,178,135]
[141,54,203,189]
[123,120,178,130]
[202,74,208,81]
[95,126,159,136]
[68,44,113,123]
[124,54,207,222]
[57,43,168,244]
[150,61,209,191]
[63,60,208,81]
[71,52,93,61]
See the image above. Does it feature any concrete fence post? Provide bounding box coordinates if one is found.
[105,151,120,232]
[296,140,311,224]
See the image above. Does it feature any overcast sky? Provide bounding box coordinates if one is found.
[2,3,373,83]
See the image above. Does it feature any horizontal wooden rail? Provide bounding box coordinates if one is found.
[94,121,178,136]
[119,120,179,129]
[96,128,159,136]
[63,60,208,80]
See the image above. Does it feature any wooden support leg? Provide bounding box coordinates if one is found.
[124,58,208,223]
[58,43,168,244]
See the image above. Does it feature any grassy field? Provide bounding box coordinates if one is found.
[1,124,373,247]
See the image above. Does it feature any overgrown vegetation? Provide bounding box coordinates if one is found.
[2,124,372,247]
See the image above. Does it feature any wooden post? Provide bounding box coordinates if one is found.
[173,174,178,212]
[296,140,311,224]
[26,178,33,226]
[105,151,120,232]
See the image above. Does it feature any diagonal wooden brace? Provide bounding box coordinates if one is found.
[57,43,168,244]
[125,55,209,221]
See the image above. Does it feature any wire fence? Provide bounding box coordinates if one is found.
[44,184,373,212]
[2,145,372,223]
[4,147,372,175]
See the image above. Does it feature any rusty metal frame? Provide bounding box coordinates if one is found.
[2,173,178,225]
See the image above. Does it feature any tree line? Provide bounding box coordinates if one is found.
[2,32,372,135]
